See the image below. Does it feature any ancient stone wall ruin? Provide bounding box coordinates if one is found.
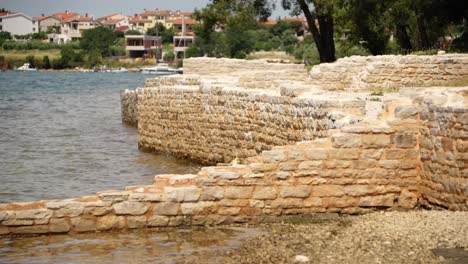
[309,54,468,91]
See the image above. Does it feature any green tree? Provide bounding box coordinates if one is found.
[86,49,103,67]
[80,26,116,56]
[163,51,175,62]
[25,55,35,68]
[42,56,51,69]
[125,30,142,35]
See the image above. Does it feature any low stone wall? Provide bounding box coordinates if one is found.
[419,104,468,210]
[0,111,421,236]
[309,54,468,91]
[137,77,366,165]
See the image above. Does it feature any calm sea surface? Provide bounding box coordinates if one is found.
[0,71,200,203]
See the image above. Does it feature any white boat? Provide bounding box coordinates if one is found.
[110,67,128,73]
[15,63,37,72]
[140,64,181,75]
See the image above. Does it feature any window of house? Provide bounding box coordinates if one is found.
[0,25,2,30]
[0,18,2,22]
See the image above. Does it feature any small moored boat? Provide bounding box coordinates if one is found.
[15,63,37,72]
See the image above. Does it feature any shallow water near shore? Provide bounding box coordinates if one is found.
[0,71,200,203]
[0,227,263,263]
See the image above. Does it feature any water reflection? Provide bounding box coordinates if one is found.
[0,227,261,264]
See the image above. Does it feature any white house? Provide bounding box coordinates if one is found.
[102,18,129,30]
[0,12,37,35]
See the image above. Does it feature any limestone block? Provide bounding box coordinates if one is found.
[113,201,149,216]
[200,186,224,201]
[304,149,328,160]
[361,135,391,148]
[330,149,361,160]
[181,202,215,215]
[2,219,34,226]
[49,218,70,233]
[326,196,359,208]
[397,190,418,208]
[263,150,288,163]
[168,216,187,226]
[87,206,113,216]
[344,185,381,196]
[395,105,419,118]
[393,134,417,148]
[249,163,277,173]
[127,216,147,229]
[11,225,49,235]
[0,226,10,235]
[208,171,241,180]
[97,191,131,203]
[225,187,254,199]
[252,187,277,200]
[97,215,126,231]
[279,186,311,198]
[304,197,323,207]
[147,216,169,227]
[0,211,14,221]
[276,171,292,179]
[218,207,241,215]
[280,162,299,171]
[152,202,180,216]
[70,216,96,232]
[311,185,345,197]
[271,198,304,208]
[53,204,85,218]
[165,186,200,202]
[359,194,395,207]
[129,192,164,202]
[14,209,52,220]
[332,133,362,148]
[219,199,249,207]
[298,161,323,170]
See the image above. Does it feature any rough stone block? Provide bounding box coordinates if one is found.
[14,209,52,220]
[113,201,149,216]
[252,187,277,200]
[148,216,169,227]
[271,198,303,208]
[96,215,126,231]
[218,207,241,215]
[330,149,361,160]
[304,149,328,160]
[200,186,224,201]
[280,186,311,198]
[181,202,215,215]
[359,194,395,207]
[0,211,14,221]
[304,197,323,207]
[165,186,200,202]
[397,190,418,208]
[152,202,180,216]
[70,216,96,232]
[298,161,323,170]
[393,134,417,148]
[129,193,164,202]
[361,135,391,148]
[311,185,345,197]
[97,191,130,203]
[379,160,400,169]
[280,162,299,171]
[249,163,277,173]
[127,216,147,229]
[332,133,362,148]
[11,225,49,235]
[263,150,288,163]
[208,171,241,180]
[49,218,71,233]
[395,105,419,118]
[225,187,254,199]
[2,219,34,226]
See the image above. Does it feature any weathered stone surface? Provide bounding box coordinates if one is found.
[252,187,277,200]
[2,219,34,226]
[263,150,288,163]
[0,211,14,221]
[225,187,254,199]
[249,163,277,173]
[298,161,323,170]
[11,225,49,234]
[280,186,311,198]
[311,185,345,197]
[181,202,215,215]
[113,201,149,216]
[304,149,328,160]
[200,187,224,201]
[165,187,200,202]
[359,194,395,207]
[49,218,71,233]
[393,134,417,148]
[54,204,85,218]
[97,191,130,203]
[14,209,52,220]
[332,133,362,148]
[208,171,241,180]
[0,226,10,235]
[361,135,391,148]
[218,207,241,215]
[147,216,169,227]
[70,216,96,232]
[96,215,126,231]
[398,190,418,208]
[127,216,147,228]
[152,202,180,216]
[395,105,419,118]
[129,193,164,202]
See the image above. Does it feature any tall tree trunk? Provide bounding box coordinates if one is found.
[297,0,336,63]
[417,16,430,49]
[396,24,412,53]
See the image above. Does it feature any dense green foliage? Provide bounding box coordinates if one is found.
[147,23,175,44]
[80,26,116,56]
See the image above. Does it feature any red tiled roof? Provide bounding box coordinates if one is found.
[63,16,94,23]
[52,12,79,19]
[104,18,126,25]
[283,17,307,23]
[36,15,61,21]
[172,18,197,25]
[260,19,277,25]
[141,10,172,16]
[114,25,129,32]
[0,12,11,17]
[97,13,119,20]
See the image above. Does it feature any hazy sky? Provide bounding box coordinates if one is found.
[0,0,289,18]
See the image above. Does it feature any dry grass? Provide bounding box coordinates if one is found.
[0,49,61,60]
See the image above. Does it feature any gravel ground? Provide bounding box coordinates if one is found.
[179,210,468,264]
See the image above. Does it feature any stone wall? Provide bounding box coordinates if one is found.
[0,113,421,236]
[419,103,468,210]
[136,77,366,165]
[309,54,468,91]
[120,89,138,126]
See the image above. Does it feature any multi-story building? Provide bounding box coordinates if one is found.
[0,12,37,35]
[61,16,96,40]
[172,17,196,58]
[97,13,128,24]
[129,15,153,32]
[140,9,171,28]
[36,15,62,32]
[125,35,161,58]
[102,18,129,30]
